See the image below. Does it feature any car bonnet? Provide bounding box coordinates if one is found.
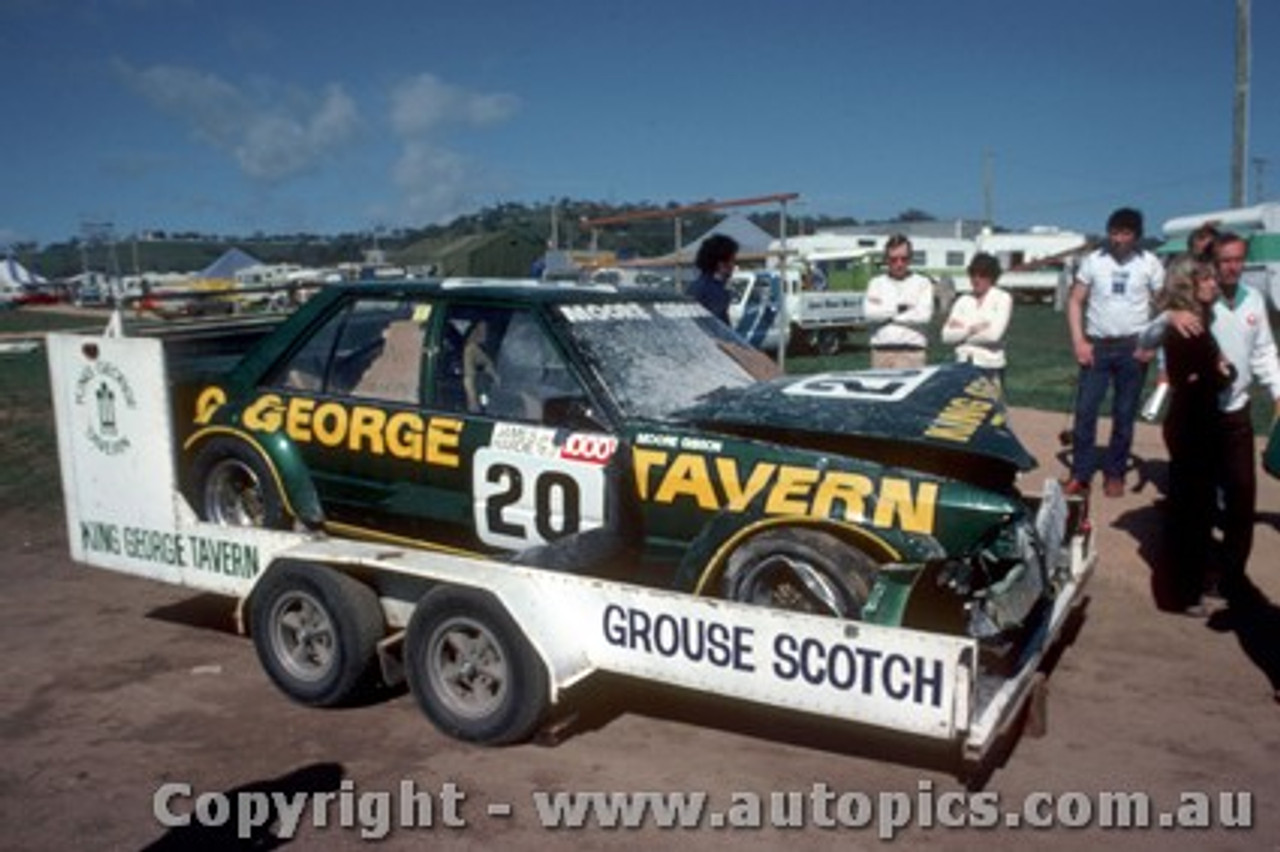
[669,363,1036,472]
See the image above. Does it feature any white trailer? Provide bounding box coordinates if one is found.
[49,328,1094,767]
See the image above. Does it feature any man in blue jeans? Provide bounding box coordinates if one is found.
[1065,208,1166,497]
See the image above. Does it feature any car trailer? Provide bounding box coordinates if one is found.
[49,329,1095,769]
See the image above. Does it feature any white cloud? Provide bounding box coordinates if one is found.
[389,73,519,137]
[385,74,519,224]
[115,61,360,181]
[392,141,472,223]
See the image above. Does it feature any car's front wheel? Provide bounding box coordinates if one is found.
[721,528,877,619]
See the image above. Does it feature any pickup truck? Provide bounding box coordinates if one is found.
[729,270,866,356]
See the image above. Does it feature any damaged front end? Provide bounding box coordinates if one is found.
[905,484,1074,675]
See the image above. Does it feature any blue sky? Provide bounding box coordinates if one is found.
[2,0,1276,248]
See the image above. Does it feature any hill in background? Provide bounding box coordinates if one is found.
[15,200,861,280]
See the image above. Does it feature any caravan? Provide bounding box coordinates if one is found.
[975,227,1089,304]
[1162,203,1280,310]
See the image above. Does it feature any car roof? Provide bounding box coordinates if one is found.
[315,277,684,306]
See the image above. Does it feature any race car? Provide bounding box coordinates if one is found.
[178,279,1075,670]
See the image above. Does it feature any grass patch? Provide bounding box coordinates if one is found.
[788,301,1276,433]
[0,307,106,335]
[0,349,60,510]
[787,302,1079,412]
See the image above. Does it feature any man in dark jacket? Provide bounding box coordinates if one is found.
[687,234,739,324]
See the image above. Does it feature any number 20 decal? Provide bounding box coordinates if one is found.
[473,448,606,549]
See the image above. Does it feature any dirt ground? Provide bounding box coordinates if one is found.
[1,403,1278,851]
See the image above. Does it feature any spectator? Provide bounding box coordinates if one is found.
[1138,258,1234,616]
[864,234,934,369]
[1064,207,1165,497]
[687,234,739,324]
[942,252,1012,388]
[1186,223,1221,264]
[1167,232,1280,608]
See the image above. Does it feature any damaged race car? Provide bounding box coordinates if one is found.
[178,280,1084,673]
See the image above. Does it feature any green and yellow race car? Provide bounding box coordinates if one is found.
[179,279,1077,670]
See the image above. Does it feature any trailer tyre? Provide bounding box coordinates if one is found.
[190,437,288,529]
[405,586,548,745]
[250,562,384,707]
[721,528,876,619]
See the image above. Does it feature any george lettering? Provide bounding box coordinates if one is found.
[123,526,187,567]
[238,394,461,469]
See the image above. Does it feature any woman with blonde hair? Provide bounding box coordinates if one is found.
[1140,258,1234,616]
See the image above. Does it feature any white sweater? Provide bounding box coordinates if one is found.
[941,287,1012,368]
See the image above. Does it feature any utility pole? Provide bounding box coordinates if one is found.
[982,149,994,228]
[1252,156,1268,202]
[1231,0,1250,206]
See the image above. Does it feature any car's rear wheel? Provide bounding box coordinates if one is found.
[189,437,288,529]
[721,528,877,619]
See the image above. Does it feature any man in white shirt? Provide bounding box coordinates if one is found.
[864,234,934,369]
[1065,207,1165,498]
[942,252,1013,386]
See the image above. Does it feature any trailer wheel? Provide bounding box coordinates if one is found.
[190,437,288,529]
[250,562,384,707]
[721,528,876,619]
[405,586,548,745]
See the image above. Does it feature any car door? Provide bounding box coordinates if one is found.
[428,303,620,556]
[264,295,460,539]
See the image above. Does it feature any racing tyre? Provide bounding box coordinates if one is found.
[189,437,288,529]
[250,562,385,707]
[721,528,877,619]
[405,586,549,745]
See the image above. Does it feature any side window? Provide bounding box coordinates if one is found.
[435,305,587,424]
[272,298,431,404]
[274,306,347,392]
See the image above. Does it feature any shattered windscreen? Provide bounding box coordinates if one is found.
[555,300,778,420]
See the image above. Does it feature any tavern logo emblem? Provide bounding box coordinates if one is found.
[74,360,137,456]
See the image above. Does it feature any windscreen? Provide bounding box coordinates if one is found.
[554,300,778,420]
